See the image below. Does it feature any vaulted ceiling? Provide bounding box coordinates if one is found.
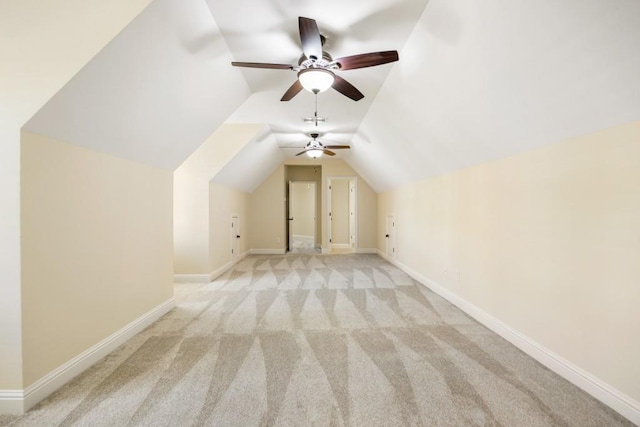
[25,0,640,192]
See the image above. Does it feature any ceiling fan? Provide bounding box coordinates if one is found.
[231,17,399,101]
[294,133,350,158]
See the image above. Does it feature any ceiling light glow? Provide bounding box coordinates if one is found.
[306,148,323,158]
[298,68,335,93]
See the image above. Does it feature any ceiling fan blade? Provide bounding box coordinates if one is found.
[332,75,364,101]
[324,145,351,150]
[231,61,293,70]
[299,17,322,61]
[295,150,307,156]
[280,80,304,101]
[323,149,336,156]
[332,50,399,71]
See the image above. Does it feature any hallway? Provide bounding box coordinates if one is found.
[3,254,631,426]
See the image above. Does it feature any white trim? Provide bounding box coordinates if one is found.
[321,247,331,254]
[210,262,232,281]
[210,250,250,281]
[292,234,314,240]
[327,176,358,257]
[173,274,211,283]
[0,298,176,415]
[356,248,378,254]
[382,254,640,425]
[250,248,286,255]
[331,243,351,249]
[0,390,24,415]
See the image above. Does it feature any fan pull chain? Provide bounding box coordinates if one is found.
[314,92,319,126]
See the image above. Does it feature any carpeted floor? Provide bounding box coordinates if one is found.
[3,254,632,426]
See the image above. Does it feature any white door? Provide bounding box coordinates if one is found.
[287,181,293,251]
[349,180,356,249]
[386,215,395,258]
[231,216,240,260]
[327,177,357,253]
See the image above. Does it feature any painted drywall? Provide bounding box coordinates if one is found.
[377,121,640,404]
[209,182,250,273]
[249,165,286,252]
[259,158,377,252]
[174,124,265,275]
[174,176,210,274]
[331,180,350,245]
[20,131,173,388]
[0,0,152,397]
[290,182,315,237]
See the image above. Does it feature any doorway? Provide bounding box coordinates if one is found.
[288,181,317,253]
[327,177,357,253]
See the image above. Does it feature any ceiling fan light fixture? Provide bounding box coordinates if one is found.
[306,148,323,158]
[298,68,335,93]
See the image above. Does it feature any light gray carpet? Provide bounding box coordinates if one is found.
[3,254,632,426]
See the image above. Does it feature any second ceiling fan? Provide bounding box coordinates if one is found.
[294,133,350,158]
[232,17,399,101]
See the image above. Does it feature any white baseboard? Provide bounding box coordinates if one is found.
[331,243,351,249]
[292,234,314,240]
[250,248,286,255]
[210,251,250,281]
[356,248,378,254]
[0,390,23,415]
[173,274,211,283]
[376,249,394,261]
[385,256,640,425]
[0,298,176,415]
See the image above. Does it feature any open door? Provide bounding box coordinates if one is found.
[289,181,316,252]
[327,177,357,253]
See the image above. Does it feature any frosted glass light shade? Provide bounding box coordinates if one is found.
[306,149,323,158]
[298,68,335,93]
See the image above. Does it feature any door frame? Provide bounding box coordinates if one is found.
[326,176,357,253]
[287,180,317,252]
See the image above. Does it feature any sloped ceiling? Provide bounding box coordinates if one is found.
[25,0,251,170]
[25,0,640,192]
[351,0,640,191]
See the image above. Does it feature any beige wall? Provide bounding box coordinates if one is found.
[174,175,210,274]
[209,182,250,273]
[173,124,265,274]
[377,121,640,403]
[249,165,286,251]
[290,182,316,237]
[330,179,350,244]
[0,0,152,396]
[21,131,173,387]
[253,158,378,252]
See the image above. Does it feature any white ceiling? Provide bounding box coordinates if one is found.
[25,0,640,191]
[25,0,251,170]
